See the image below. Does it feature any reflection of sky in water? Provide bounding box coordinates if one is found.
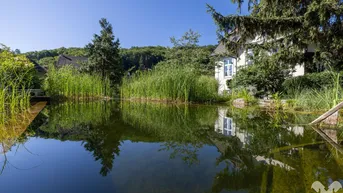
[0,139,223,193]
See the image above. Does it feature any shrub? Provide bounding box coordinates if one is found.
[230,88,258,105]
[230,52,290,96]
[282,71,338,95]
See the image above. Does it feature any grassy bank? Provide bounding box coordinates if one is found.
[44,65,112,99]
[121,64,220,103]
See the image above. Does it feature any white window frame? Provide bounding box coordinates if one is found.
[223,117,233,136]
[224,58,234,77]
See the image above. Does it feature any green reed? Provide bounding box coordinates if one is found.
[0,73,31,126]
[121,101,218,142]
[121,64,219,103]
[287,71,343,111]
[44,65,112,99]
[39,101,111,134]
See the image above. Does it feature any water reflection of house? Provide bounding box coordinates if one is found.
[287,126,304,137]
[214,108,251,145]
[214,108,295,171]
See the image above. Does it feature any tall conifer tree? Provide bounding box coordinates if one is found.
[86,18,123,88]
[208,0,343,70]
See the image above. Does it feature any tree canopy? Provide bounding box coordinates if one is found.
[208,0,343,70]
[160,29,216,75]
[120,46,167,72]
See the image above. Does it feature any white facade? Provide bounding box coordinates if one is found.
[214,41,315,94]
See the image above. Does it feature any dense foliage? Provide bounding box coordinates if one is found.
[162,29,216,75]
[208,0,343,71]
[85,18,123,87]
[0,50,35,88]
[44,65,111,98]
[282,71,340,94]
[231,51,290,95]
[121,46,167,72]
[0,49,33,124]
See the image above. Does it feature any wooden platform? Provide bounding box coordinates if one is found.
[0,102,47,154]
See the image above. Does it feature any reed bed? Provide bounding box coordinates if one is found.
[44,65,112,99]
[121,64,219,103]
[40,101,112,134]
[289,88,342,111]
[286,71,343,111]
[121,101,218,142]
[0,51,33,126]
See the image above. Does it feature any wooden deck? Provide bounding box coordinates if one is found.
[0,102,47,154]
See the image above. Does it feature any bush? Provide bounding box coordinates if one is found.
[121,64,219,102]
[282,71,340,95]
[230,52,290,96]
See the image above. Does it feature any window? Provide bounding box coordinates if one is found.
[223,117,233,136]
[224,58,234,77]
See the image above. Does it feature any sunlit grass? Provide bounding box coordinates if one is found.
[121,64,220,103]
[44,65,112,99]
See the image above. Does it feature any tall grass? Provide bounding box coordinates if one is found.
[290,88,342,111]
[288,70,342,111]
[121,64,219,102]
[44,65,111,99]
[0,51,33,126]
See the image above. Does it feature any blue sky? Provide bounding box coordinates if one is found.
[0,0,248,52]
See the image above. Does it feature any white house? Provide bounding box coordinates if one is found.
[213,38,316,94]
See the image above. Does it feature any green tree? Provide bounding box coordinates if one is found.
[85,18,123,89]
[170,29,200,48]
[120,46,166,72]
[231,50,290,95]
[207,0,343,71]
[162,29,216,75]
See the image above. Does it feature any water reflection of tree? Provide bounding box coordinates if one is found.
[30,101,125,176]
[83,124,122,176]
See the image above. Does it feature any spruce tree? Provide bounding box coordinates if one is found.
[207,0,343,70]
[86,18,123,88]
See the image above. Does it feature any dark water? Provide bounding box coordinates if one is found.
[1,101,343,193]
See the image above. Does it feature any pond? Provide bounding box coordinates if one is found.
[1,101,343,193]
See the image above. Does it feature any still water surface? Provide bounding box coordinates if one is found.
[1,101,343,193]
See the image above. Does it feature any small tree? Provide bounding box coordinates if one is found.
[85,18,123,92]
[163,29,215,75]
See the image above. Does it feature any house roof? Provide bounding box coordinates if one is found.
[30,59,48,73]
[211,43,228,56]
[56,54,88,68]
[212,35,241,56]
